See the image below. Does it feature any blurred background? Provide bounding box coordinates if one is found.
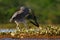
[0,0,60,24]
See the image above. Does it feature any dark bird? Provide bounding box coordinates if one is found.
[9,6,39,29]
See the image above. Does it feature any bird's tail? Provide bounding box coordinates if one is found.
[30,20,39,27]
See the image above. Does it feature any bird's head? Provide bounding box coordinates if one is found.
[20,6,25,10]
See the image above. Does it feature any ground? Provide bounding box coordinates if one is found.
[0,23,60,39]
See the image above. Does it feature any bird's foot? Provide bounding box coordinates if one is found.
[16,27,20,31]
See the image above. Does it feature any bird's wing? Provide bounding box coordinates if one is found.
[9,12,18,22]
[11,12,18,19]
[11,10,23,19]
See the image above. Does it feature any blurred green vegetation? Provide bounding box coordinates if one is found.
[0,0,60,24]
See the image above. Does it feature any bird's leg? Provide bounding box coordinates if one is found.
[22,20,29,32]
[22,20,29,29]
[14,21,20,30]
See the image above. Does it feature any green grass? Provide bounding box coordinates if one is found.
[0,23,16,29]
[0,23,35,29]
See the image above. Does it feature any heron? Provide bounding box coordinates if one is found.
[9,6,39,30]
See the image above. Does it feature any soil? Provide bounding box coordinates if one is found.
[0,33,60,38]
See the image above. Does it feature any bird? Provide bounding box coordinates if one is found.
[9,6,39,30]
